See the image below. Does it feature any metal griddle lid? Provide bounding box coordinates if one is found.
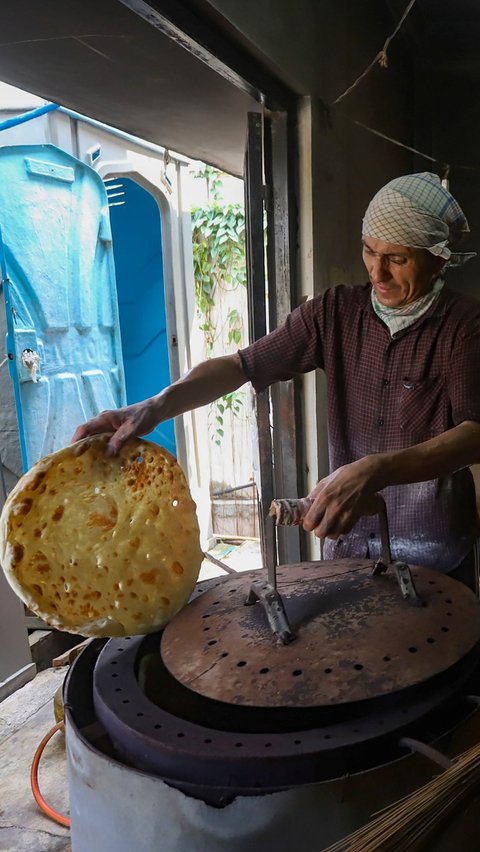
[161,560,480,709]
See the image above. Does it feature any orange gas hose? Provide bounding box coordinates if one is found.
[30,720,71,829]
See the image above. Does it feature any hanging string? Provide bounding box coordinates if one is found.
[325,0,480,176]
[377,0,418,68]
[331,0,417,106]
[349,116,437,163]
[346,113,480,176]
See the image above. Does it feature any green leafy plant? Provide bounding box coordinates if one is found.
[191,167,247,445]
[212,391,244,447]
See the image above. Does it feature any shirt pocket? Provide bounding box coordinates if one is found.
[398,375,449,440]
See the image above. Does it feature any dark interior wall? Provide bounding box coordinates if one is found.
[308,27,414,289]
[411,0,480,299]
[192,0,331,95]
[201,0,415,289]
[418,68,480,299]
[199,0,480,300]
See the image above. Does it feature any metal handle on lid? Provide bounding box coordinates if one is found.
[372,496,423,606]
[246,496,423,647]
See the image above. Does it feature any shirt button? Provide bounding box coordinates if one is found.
[382,378,390,386]
[369,532,375,539]
[378,418,384,426]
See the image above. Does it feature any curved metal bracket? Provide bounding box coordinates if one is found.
[245,581,295,645]
[372,497,423,605]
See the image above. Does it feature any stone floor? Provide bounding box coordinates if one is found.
[0,666,71,852]
[0,540,261,852]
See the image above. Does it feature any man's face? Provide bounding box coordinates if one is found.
[362,236,445,308]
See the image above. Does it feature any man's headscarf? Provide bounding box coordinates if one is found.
[362,172,476,267]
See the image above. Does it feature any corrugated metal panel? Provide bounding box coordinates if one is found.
[0,143,126,470]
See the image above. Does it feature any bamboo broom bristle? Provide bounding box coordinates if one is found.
[322,740,480,852]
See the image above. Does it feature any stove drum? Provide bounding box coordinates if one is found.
[65,614,480,849]
[65,673,480,852]
[84,565,480,797]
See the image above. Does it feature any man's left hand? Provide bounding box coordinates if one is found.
[302,457,382,539]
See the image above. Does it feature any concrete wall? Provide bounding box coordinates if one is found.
[199,0,333,94]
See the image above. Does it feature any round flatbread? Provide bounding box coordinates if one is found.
[0,435,203,637]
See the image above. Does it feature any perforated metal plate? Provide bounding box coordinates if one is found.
[161,561,480,708]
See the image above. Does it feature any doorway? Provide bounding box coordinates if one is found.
[108,176,176,456]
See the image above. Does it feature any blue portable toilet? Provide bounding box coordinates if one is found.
[0,144,175,470]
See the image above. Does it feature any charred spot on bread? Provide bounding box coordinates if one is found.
[11,542,25,566]
[14,498,33,517]
[28,471,46,491]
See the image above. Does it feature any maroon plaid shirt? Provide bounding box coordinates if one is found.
[239,283,480,572]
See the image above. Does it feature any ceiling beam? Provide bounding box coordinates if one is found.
[117,0,296,111]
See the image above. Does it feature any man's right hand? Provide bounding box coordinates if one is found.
[303,457,383,539]
[71,354,247,456]
[71,397,161,456]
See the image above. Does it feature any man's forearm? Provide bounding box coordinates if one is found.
[370,421,480,491]
[153,353,247,421]
[303,420,480,539]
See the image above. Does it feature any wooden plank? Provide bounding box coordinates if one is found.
[52,638,92,668]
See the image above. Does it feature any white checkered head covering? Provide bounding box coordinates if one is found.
[362,172,476,267]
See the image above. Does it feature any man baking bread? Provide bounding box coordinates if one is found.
[74,173,480,588]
